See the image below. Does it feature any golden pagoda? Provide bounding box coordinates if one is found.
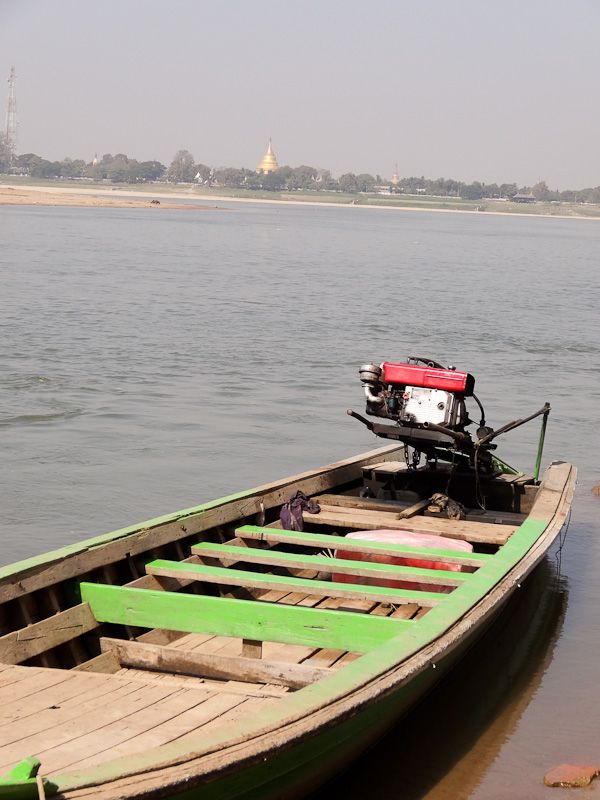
[391,163,400,186]
[256,139,279,174]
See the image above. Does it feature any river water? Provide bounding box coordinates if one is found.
[1,200,599,797]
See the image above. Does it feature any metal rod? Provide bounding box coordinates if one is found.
[421,421,470,443]
[477,403,551,446]
[346,408,374,431]
[533,405,550,482]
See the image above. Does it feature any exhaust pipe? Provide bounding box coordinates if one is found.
[359,363,384,406]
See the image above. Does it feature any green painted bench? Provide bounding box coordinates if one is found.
[79,583,411,653]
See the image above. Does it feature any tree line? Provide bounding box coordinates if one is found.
[1,138,599,203]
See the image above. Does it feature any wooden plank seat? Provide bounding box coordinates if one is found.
[80,583,411,653]
[300,507,517,545]
[145,560,445,607]
[164,594,366,672]
[234,525,491,567]
[98,638,330,689]
[361,460,407,476]
[312,493,528,525]
[190,542,468,588]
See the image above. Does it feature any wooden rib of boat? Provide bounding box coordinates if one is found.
[0,444,575,800]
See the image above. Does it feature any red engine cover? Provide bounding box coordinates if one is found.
[381,362,474,395]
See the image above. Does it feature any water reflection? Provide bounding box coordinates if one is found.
[313,557,568,799]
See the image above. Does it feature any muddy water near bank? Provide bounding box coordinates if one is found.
[1,202,599,797]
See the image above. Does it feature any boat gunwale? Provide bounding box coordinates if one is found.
[49,460,576,797]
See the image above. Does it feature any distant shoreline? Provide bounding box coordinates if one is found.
[2,181,600,221]
[0,185,220,211]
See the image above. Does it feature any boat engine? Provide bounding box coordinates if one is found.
[348,355,551,476]
[348,356,486,459]
[360,360,474,430]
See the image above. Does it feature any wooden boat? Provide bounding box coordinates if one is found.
[0,441,575,799]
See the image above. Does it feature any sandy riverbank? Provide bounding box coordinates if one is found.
[0,185,220,210]
[2,182,599,221]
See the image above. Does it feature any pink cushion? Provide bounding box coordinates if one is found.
[333,529,473,594]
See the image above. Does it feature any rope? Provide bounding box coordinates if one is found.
[36,774,46,800]
[554,508,572,579]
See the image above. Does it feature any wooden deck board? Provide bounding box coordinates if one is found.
[0,671,131,726]
[35,686,218,772]
[299,598,372,669]
[173,696,275,744]
[0,680,184,773]
[302,509,516,545]
[0,682,143,749]
[0,667,74,703]
[0,660,282,774]
[72,693,260,769]
[258,594,326,664]
[0,660,290,771]
[0,664,41,688]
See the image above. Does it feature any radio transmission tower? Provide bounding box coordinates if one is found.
[5,66,17,159]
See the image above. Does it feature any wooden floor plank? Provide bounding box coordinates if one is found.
[0,671,127,726]
[167,631,222,651]
[71,693,252,769]
[0,667,75,704]
[0,664,39,688]
[260,594,332,664]
[0,682,142,750]
[184,635,240,656]
[175,696,274,742]
[301,648,346,668]
[0,683,181,774]
[37,686,215,772]
[332,602,419,669]
[299,598,369,669]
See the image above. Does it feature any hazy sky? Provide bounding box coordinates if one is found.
[1,0,599,188]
